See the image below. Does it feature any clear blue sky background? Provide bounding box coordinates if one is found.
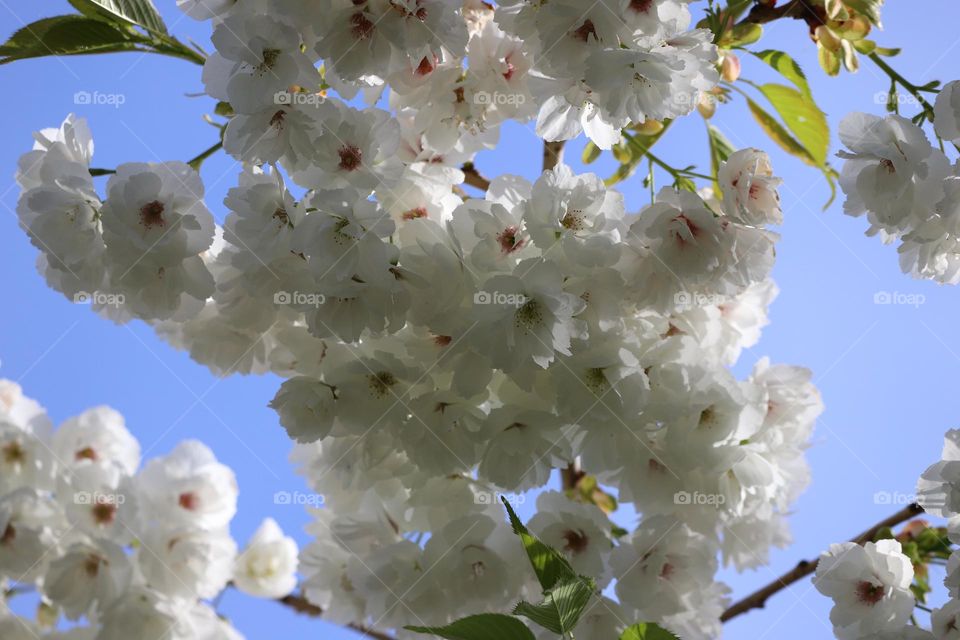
[1,2,959,638]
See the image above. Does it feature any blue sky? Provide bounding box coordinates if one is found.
[1,1,959,638]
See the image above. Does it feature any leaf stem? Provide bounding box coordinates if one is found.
[867,52,936,119]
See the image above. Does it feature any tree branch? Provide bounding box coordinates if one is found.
[721,503,925,623]
[543,140,566,172]
[277,593,397,640]
[735,0,827,34]
[461,162,491,191]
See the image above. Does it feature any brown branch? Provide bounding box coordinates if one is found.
[721,503,925,623]
[561,459,585,491]
[543,140,566,172]
[461,162,491,191]
[736,0,826,33]
[277,593,397,640]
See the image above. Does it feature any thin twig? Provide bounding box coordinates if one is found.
[721,503,924,623]
[277,593,397,640]
[543,140,566,172]
[461,162,491,191]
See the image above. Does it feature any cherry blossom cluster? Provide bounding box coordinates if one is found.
[838,80,960,284]
[10,1,824,638]
[0,380,298,639]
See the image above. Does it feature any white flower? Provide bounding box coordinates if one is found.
[612,516,720,620]
[234,518,298,599]
[0,488,66,581]
[933,598,960,640]
[935,80,960,144]
[43,539,132,619]
[98,587,188,640]
[139,526,237,599]
[718,148,783,226]
[0,420,56,494]
[137,440,238,530]
[269,377,338,444]
[205,13,318,114]
[528,491,614,586]
[917,429,960,517]
[100,161,216,320]
[814,539,915,639]
[472,257,586,371]
[422,514,524,615]
[53,405,140,475]
[838,113,950,235]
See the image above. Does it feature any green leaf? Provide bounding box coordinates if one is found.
[0,15,137,64]
[512,577,596,634]
[718,22,763,48]
[707,124,736,191]
[754,83,830,166]
[620,622,681,640]
[501,497,576,592]
[745,97,816,166]
[750,50,811,97]
[405,614,536,640]
[68,0,167,34]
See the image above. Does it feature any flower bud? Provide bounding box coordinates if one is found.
[720,53,741,83]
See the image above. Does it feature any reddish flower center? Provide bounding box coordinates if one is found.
[338,145,363,172]
[856,580,885,606]
[139,200,166,230]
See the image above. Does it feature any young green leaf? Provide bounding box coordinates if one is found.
[707,124,736,191]
[620,622,681,640]
[754,83,830,166]
[0,15,137,65]
[405,614,536,640]
[501,497,576,592]
[745,97,816,166]
[68,0,167,34]
[750,50,812,97]
[512,577,596,634]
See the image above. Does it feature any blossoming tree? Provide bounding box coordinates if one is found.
[4,0,960,638]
